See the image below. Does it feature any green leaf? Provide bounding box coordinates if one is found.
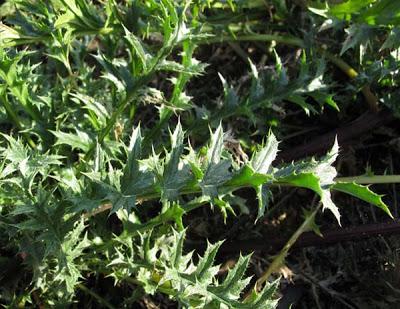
[56,0,104,31]
[225,163,272,220]
[57,219,90,293]
[170,229,192,271]
[194,240,224,283]
[121,228,279,308]
[287,94,318,116]
[0,23,24,47]
[123,26,150,73]
[214,197,236,223]
[157,59,207,76]
[340,24,374,56]
[120,126,154,211]
[380,28,400,50]
[70,93,109,129]
[244,279,279,308]
[357,0,400,25]
[51,130,91,152]
[256,184,272,221]
[200,125,232,199]
[276,139,341,223]
[161,122,192,200]
[280,172,324,194]
[219,73,239,108]
[94,54,134,93]
[328,0,376,20]
[209,254,252,299]
[332,182,393,218]
[109,194,136,215]
[121,126,142,191]
[160,202,185,231]
[251,132,279,174]
[227,165,272,187]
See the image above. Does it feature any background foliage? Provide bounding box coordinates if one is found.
[0,0,399,307]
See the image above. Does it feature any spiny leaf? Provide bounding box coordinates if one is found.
[131,229,279,308]
[210,254,252,299]
[332,182,393,218]
[200,124,231,199]
[251,132,279,175]
[357,0,400,26]
[381,28,400,50]
[161,121,192,200]
[275,139,341,223]
[256,184,272,221]
[157,59,207,76]
[116,126,154,212]
[327,0,375,20]
[245,279,280,308]
[57,219,90,293]
[340,24,374,56]
[219,72,239,108]
[93,54,134,93]
[56,0,104,31]
[160,202,185,231]
[195,240,224,283]
[123,26,150,72]
[121,125,142,191]
[238,135,275,216]
[51,130,91,152]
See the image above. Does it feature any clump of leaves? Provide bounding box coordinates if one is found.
[0,0,395,307]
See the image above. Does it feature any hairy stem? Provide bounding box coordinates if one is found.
[143,40,197,150]
[84,173,396,219]
[197,33,305,47]
[247,203,321,298]
[336,175,400,184]
[323,51,378,112]
[84,73,154,160]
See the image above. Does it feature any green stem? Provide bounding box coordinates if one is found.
[336,175,400,184]
[85,184,210,218]
[84,22,180,160]
[143,40,197,150]
[77,283,116,309]
[196,33,304,47]
[323,51,378,112]
[84,73,154,160]
[323,51,359,79]
[85,173,399,219]
[0,94,36,148]
[249,203,321,296]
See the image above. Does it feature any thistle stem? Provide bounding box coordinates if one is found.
[197,33,304,47]
[323,51,378,112]
[85,174,397,219]
[245,203,321,299]
[0,94,36,148]
[336,175,400,184]
[84,73,154,160]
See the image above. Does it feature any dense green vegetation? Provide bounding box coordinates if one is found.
[0,0,399,307]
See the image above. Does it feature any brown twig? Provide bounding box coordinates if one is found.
[217,220,400,254]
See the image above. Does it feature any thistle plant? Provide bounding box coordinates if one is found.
[0,0,396,307]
